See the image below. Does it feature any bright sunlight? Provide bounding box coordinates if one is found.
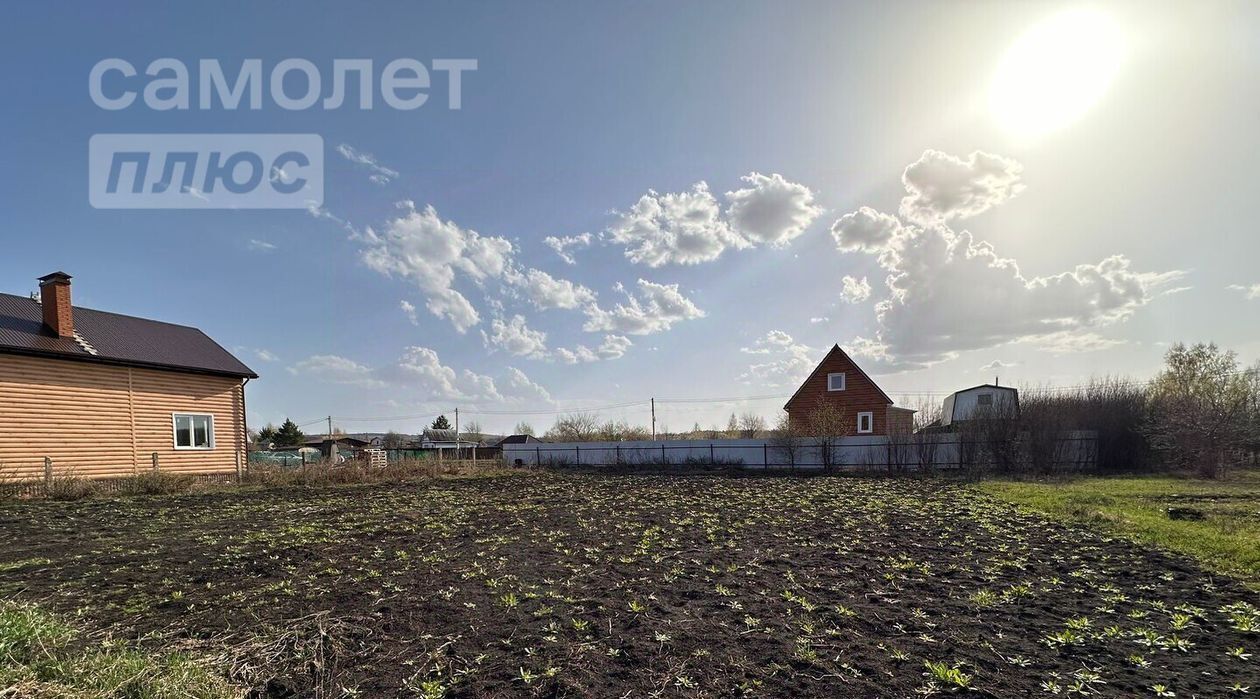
[990,9,1126,138]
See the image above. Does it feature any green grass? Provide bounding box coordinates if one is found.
[0,598,237,698]
[977,470,1260,587]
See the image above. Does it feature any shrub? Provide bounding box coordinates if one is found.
[45,472,98,501]
[118,472,196,496]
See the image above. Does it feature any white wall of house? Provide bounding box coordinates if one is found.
[942,386,1019,426]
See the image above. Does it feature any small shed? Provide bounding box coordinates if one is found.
[940,384,1019,426]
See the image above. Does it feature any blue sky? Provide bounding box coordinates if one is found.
[2,1,1258,434]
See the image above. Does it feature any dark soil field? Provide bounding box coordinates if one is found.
[1,473,1257,697]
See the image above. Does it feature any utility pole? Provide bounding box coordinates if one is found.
[454,407,459,459]
[651,398,656,440]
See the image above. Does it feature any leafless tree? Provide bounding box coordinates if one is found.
[596,419,650,442]
[382,431,408,450]
[737,412,767,439]
[769,412,806,467]
[545,412,600,442]
[806,404,849,471]
[514,421,535,436]
[1145,343,1260,478]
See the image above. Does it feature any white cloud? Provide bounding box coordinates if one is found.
[850,223,1181,369]
[1029,331,1127,354]
[288,354,382,387]
[254,349,279,362]
[556,335,633,364]
[336,143,399,185]
[553,345,598,364]
[543,233,592,265]
[596,334,632,359]
[606,182,749,266]
[840,275,872,304]
[831,206,904,253]
[400,300,418,325]
[505,267,598,310]
[481,315,549,358]
[247,239,276,252]
[738,331,816,387]
[899,149,1024,225]
[1228,283,1260,300]
[809,316,829,324]
[358,202,514,333]
[980,359,1016,371]
[291,349,556,412]
[724,172,823,246]
[502,367,553,403]
[582,279,705,335]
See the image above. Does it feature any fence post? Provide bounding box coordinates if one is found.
[710,443,715,464]
[763,443,768,468]
[615,443,620,465]
[43,457,52,492]
[661,443,666,465]
[535,445,541,467]
[235,451,242,482]
[575,445,580,467]
[151,452,159,473]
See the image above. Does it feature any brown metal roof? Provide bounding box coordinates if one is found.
[0,292,257,379]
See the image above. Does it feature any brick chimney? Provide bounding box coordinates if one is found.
[38,272,74,338]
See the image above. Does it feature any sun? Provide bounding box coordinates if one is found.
[989,9,1126,138]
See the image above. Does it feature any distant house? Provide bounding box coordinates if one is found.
[0,272,257,480]
[940,384,1019,427]
[784,344,914,435]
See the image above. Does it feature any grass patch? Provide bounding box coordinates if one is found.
[0,599,237,698]
[977,470,1260,587]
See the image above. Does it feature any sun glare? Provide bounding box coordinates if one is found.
[990,9,1126,138]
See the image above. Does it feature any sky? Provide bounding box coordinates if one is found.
[1,1,1258,435]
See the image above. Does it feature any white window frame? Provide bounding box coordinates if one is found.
[172,413,215,450]
[827,372,846,391]
[857,411,874,434]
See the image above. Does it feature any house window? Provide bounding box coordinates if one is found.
[977,394,993,406]
[173,414,215,450]
[857,411,874,434]
[827,372,846,391]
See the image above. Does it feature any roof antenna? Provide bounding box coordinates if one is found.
[995,375,999,386]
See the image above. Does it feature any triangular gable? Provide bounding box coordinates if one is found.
[783,344,894,410]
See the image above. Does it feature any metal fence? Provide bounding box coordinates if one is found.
[503,432,1099,472]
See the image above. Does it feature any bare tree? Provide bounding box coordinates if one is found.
[770,412,806,467]
[596,419,650,442]
[382,431,408,450]
[1146,343,1260,478]
[545,412,600,442]
[726,413,739,437]
[737,412,767,439]
[805,404,849,471]
[463,420,484,445]
[513,421,535,437]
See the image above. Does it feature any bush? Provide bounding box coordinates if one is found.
[44,472,98,501]
[118,472,197,496]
